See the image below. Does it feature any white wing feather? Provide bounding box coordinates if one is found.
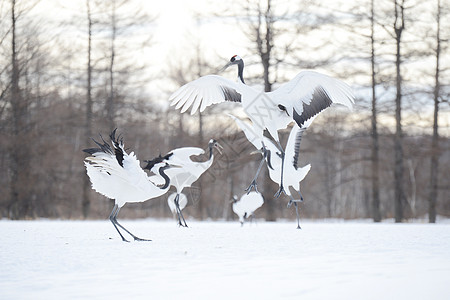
[228,114,262,149]
[270,71,355,119]
[170,75,242,115]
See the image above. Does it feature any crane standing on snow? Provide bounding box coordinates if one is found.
[232,191,265,226]
[83,129,179,242]
[147,139,223,227]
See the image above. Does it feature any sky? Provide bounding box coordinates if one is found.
[25,0,450,135]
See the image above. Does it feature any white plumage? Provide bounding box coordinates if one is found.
[148,139,223,227]
[83,129,174,242]
[170,55,354,195]
[170,56,354,143]
[230,115,312,228]
[232,191,265,226]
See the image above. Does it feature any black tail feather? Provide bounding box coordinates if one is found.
[83,128,125,168]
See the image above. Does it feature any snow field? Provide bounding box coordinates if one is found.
[1,220,449,300]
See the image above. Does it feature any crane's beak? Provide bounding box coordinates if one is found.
[161,163,182,171]
[165,162,183,169]
[214,142,224,155]
[250,149,263,156]
[220,61,233,72]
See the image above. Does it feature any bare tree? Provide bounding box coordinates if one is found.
[82,0,93,218]
[393,0,406,222]
[428,0,443,223]
[7,0,38,219]
[370,0,382,222]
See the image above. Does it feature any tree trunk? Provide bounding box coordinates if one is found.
[9,0,21,219]
[393,0,405,223]
[429,0,441,223]
[107,0,116,131]
[370,0,381,222]
[9,0,31,219]
[82,0,93,219]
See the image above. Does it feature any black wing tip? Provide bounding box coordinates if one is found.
[83,129,125,168]
[85,135,113,156]
[83,148,100,155]
[143,155,164,171]
[293,86,333,127]
[144,152,173,171]
[220,86,241,103]
[293,127,307,170]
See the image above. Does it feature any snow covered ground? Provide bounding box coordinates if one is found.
[1,219,449,300]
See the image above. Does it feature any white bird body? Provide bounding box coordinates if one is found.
[166,147,213,190]
[85,151,169,208]
[168,193,187,215]
[148,140,223,227]
[229,114,311,197]
[230,114,311,229]
[83,129,173,241]
[149,147,210,191]
[232,191,265,225]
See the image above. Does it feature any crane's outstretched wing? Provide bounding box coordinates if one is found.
[170,75,241,115]
[83,130,160,200]
[270,71,355,127]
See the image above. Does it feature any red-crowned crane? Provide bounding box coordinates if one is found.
[170,55,354,197]
[146,139,223,227]
[230,115,313,229]
[83,129,177,242]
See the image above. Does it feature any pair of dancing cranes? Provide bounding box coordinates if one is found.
[83,55,355,241]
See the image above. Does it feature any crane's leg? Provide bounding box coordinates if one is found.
[297,189,305,203]
[109,204,129,242]
[173,194,182,226]
[246,142,271,194]
[111,205,151,241]
[174,194,188,227]
[287,196,302,229]
[274,141,286,198]
[245,157,265,193]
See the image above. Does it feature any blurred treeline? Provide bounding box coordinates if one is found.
[0,0,449,222]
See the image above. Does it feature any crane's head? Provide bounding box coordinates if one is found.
[208,139,223,155]
[221,55,243,71]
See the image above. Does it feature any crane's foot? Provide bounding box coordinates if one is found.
[133,237,152,242]
[245,180,258,194]
[177,219,187,227]
[287,199,303,208]
[274,185,286,198]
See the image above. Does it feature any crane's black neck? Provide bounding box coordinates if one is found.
[208,143,214,160]
[237,60,245,84]
[159,165,171,190]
